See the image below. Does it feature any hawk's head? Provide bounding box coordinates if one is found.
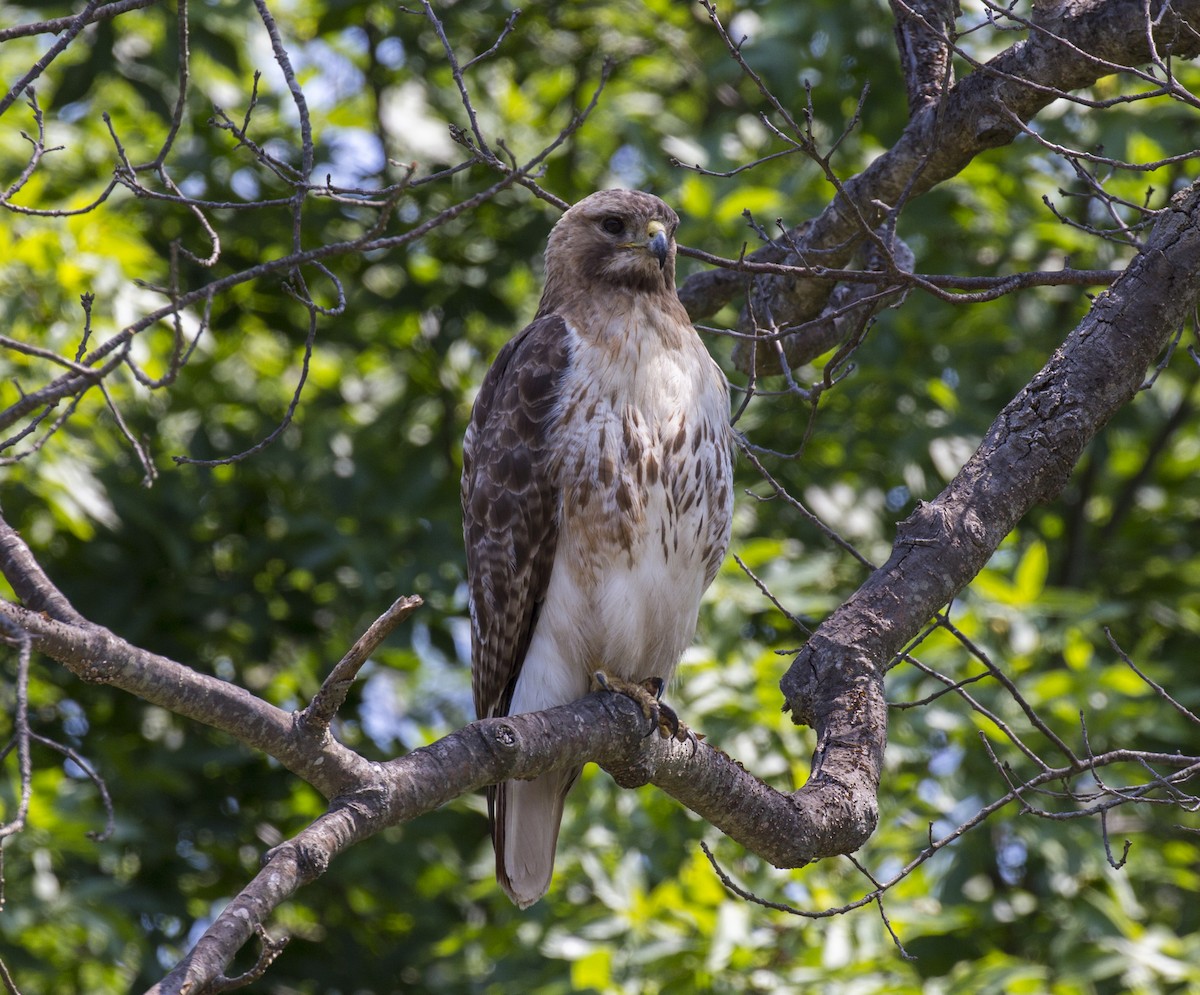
[544,189,681,299]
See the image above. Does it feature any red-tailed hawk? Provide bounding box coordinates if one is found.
[462,189,733,908]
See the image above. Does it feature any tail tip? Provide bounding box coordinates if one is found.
[498,862,551,909]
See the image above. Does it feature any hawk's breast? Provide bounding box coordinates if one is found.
[537,307,733,682]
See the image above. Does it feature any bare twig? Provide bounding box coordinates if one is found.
[207,926,289,994]
[0,955,25,995]
[0,0,106,119]
[0,0,158,44]
[1105,628,1200,725]
[0,618,33,840]
[300,595,425,734]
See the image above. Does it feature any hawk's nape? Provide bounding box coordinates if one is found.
[461,189,734,908]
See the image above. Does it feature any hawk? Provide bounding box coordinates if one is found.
[462,189,733,908]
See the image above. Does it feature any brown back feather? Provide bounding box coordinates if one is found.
[462,314,572,723]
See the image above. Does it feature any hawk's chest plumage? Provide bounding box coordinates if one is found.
[528,300,733,688]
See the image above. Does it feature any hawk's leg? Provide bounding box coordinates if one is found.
[591,670,699,751]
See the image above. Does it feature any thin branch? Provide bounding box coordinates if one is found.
[937,614,1081,765]
[0,956,25,995]
[172,303,319,466]
[0,0,158,43]
[738,443,876,569]
[1098,809,1132,870]
[1105,628,1200,724]
[206,926,289,994]
[732,554,810,634]
[299,595,424,734]
[847,854,916,960]
[99,380,158,486]
[27,732,115,842]
[462,7,522,71]
[898,649,1049,768]
[0,0,106,119]
[0,618,33,841]
[421,0,498,161]
[147,0,192,172]
[0,336,102,378]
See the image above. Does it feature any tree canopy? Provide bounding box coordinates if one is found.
[1,0,1199,992]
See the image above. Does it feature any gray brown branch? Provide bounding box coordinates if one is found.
[780,178,1200,811]
[145,687,857,995]
[889,0,960,114]
[676,0,1200,373]
[0,510,839,990]
[298,594,425,734]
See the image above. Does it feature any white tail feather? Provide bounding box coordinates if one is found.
[498,770,572,908]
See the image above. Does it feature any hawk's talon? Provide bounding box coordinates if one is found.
[640,676,666,700]
[592,670,615,693]
[591,669,695,745]
[654,698,682,739]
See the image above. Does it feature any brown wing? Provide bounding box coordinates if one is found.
[462,314,571,724]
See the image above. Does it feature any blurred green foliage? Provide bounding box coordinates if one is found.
[1,1,1198,992]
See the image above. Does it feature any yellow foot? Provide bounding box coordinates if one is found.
[591,671,700,751]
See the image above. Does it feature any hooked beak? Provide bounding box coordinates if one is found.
[646,220,670,270]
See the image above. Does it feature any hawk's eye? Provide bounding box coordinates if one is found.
[601,216,625,235]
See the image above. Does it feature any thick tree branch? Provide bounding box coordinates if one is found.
[781,178,1200,795]
[0,592,372,798]
[0,558,867,990]
[1,517,857,989]
[148,683,865,994]
[0,518,88,624]
[889,0,959,114]
[0,505,867,990]
[676,0,1200,371]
